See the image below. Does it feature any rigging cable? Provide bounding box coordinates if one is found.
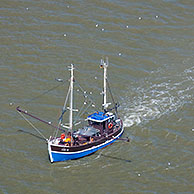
[25,83,64,105]
[17,110,48,141]
[16,80,68,139]
[54,84,71,138]
[58,84,71,123]
[106,77,120,117]
[73,101,86,124]
[73,80,99,124]
[75,80,99,110]
[75,101,93,123]
[106,78,116,105]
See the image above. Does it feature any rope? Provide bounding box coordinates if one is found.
[73,102,86,124]
[25,82,66,105]
[17,110,48,141]
[54,84,71,138]
[72,80,99,124]
[74,81,98,123]
[75,81,98,109]
[106,78,116,105]
[53,122,61,139]
[58,84,71,123]
[76,101,93,120]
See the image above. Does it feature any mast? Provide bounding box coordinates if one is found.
[69,64,74,145]
[101,58,110,110]
[104,60,107,107]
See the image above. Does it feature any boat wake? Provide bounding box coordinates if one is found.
[122,64,194,127]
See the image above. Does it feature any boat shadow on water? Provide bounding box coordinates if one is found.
[100,153,132,163]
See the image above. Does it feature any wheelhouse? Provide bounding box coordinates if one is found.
[87,112,115,134]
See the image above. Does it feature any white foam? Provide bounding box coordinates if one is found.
[122,65,194,127]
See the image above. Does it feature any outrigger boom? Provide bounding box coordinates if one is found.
[16,106,64,133]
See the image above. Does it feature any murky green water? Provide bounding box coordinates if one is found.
[1,0,194,193]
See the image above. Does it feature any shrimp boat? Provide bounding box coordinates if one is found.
[17,59,124,162]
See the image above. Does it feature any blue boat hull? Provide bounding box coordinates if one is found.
[48,127,124,162]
